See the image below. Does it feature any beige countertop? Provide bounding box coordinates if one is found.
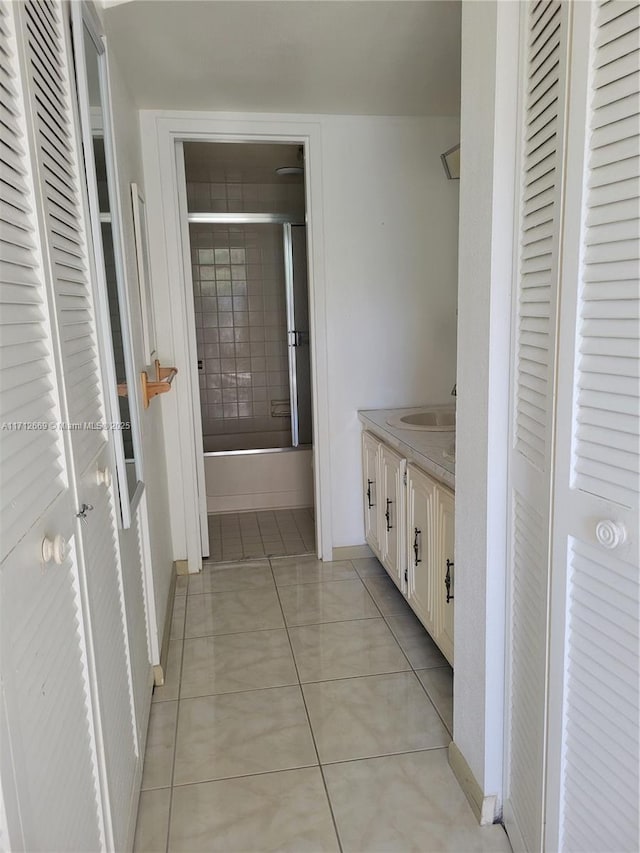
[358,407,455,490]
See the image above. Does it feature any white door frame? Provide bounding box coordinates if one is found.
[140,112,333,570]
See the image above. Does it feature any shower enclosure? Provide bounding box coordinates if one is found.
[183,141,314,520]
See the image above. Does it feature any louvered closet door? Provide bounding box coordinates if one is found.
[504,2,571,851]
[545,2,640,850]
[0,2,104,849]
[16,1,139,849]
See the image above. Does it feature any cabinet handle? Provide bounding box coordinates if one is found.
[367,479,375,508]
[445,558,454,603]
[413,528,421,566]
[385,498,393,531]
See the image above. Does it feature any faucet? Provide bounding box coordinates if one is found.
[451,384,457,397]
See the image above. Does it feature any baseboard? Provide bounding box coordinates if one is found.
[448,741,497,826]
[332,544,375,561]
[175,559,189,576]
[154,567,178,687]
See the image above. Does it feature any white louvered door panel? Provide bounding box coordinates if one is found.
[76,444,138,853]
[14,1,141,849]
[545,3,640,851]
[22,0,106,472]
[0,2,104,849]
[504,3,570,851]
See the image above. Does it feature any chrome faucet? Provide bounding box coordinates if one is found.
[451,384,457,397]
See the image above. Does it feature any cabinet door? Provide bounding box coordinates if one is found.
[380,444,406,590]
[435,486,455,666]
[406,464,437,635]
[362,431,381,557]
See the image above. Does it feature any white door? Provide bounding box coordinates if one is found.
[362,431,381,556]
[545,2,640,850]
[0,3,104,848]
[407,463,437,635]
[436,485,455,666]
[503,2,571,850]
[11,1,139,848]
[379,443,406,590]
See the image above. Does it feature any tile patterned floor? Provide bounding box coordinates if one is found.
[135,554,512,853]
[207,508,316,562]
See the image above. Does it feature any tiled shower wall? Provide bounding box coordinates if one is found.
[192,223,292,448]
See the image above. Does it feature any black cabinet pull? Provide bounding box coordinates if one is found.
[366,479,374,508]
[445,558,454,603]
[413,528,421,566]
[385,498,393,531]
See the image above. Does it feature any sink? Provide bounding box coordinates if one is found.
[387,406,456,432]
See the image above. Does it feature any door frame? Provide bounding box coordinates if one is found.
[140,112,333,569]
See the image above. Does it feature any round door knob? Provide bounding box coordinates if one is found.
[595,520,626,550]
[96,466,111,487]
[42,534,67,565]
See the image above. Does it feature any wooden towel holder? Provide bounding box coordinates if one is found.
[117,359,178,409]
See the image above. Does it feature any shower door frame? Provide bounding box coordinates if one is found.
[140,113,333,568]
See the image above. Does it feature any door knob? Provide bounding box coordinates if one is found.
[42,534,67,565]
[96,467,111,487]
[76,503,94,523]
[595,520,626,550]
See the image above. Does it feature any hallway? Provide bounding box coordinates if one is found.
[134,555,510,852]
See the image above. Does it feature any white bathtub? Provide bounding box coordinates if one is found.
[204,443,314,513]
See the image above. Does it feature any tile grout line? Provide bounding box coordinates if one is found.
[268,557,345,853]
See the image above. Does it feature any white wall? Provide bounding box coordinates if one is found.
[107,51,174,647]
[454,0,519,813]
[321,115,459,546]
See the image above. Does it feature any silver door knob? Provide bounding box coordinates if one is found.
[42,534,67,565]
[595,520,626,550]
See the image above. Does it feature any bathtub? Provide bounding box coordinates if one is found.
[203,437,314,513]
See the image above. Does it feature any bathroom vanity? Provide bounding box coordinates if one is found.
[358,407,455,665]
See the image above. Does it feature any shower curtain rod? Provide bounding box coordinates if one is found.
[187,212,305,225]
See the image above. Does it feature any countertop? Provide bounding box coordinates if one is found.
[358,407,455,490]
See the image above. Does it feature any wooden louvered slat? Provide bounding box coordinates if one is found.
[23,0,106,471]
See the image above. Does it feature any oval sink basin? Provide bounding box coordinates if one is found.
[387,406,456,432]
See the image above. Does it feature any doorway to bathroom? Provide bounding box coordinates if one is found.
[180,142,316,560]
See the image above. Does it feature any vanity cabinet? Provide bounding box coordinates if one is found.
[361,431,454,665]
[406,464,454,664]
[362,431,381,554]
[379,443,406,591]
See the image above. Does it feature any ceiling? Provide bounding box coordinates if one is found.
[183,141,305,183]
[105,1,461,116]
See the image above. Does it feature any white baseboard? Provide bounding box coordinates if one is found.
[448,741,498,826]
[154,567,178,687]
[331,544,375,561]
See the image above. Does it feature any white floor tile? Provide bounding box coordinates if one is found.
[185,587,284,637]
[134,788,171,853]
[173,686,317,785]
[302,671,449,764]
[324,750,512,853]
[288,618,410,682]
[417,665,454,735]
[141,701,177,791]
[168,768,339,853]
[278,578,380,626]
[180,630,297,698]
